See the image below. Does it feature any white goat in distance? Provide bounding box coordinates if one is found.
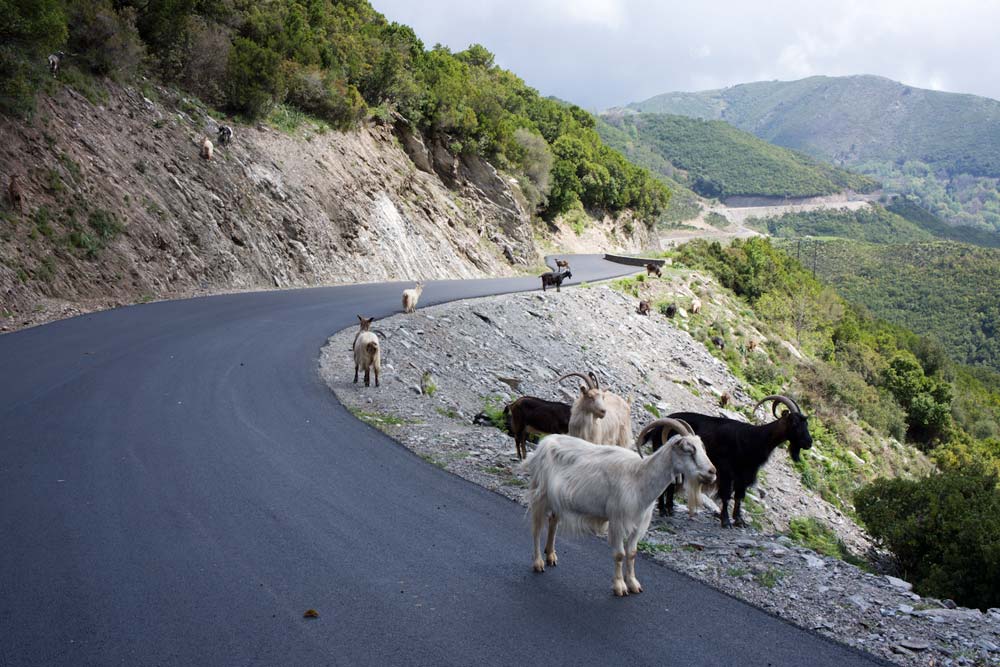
[522,418,716,596]
[402,282,424,313]
[556,371,632,448]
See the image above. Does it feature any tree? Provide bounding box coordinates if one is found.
[225,37,285,118]
[856,468,1000,610]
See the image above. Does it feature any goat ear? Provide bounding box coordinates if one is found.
[580,384,588,396]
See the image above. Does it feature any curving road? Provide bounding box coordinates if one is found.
[0,255,886,666]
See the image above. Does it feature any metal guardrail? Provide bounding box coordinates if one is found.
[602,254,663,267]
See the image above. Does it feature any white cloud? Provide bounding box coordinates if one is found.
[369,0,1000,109]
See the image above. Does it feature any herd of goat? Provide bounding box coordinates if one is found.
[351,261,814,597]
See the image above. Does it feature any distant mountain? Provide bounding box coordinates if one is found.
[628,75,1000,234]
[597,112,877,202]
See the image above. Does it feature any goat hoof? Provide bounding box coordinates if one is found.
[734,518,746,528]
[613,581,629,597]
[721,520,733,529]
[627,579,643,594]
[545,552,558,567]
[533,559,545,573]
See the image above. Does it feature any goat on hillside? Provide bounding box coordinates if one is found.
[637,300,651,316]
[402,282,424,313]
[644,263,662,278]
[662,303,677,318]
[556,371,632,448]
[48,52,65,76]
[522,418,716,596]
[200,136,213,160]
[642,395,812,527]
[352,315,381,387]
[7,175,25,214]
[540,269,572,292]
[217,125,233,146]
[504,396,572,460]
[690,297,702,314]
[555,259,570,270]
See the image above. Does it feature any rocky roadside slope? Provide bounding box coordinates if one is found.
[0,81,651,331]
[321,283,1000,667]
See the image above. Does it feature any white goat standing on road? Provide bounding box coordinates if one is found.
[402,282,424,313]
[521,418,716,596]
[352,315,381,387]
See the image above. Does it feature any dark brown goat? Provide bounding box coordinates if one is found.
[644,263,662,278]
[504,396,572,460]
[8,175,24,213]
[637,300,651,316]
[540,269,572,292]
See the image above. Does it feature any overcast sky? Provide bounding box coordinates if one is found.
[370,0,1000,111]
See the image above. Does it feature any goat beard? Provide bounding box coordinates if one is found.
[789,445,802,462]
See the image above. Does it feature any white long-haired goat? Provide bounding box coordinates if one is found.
[556,371,633,448]
[521,418,716,597]
[352,315,381,387]
[402,282,424,313]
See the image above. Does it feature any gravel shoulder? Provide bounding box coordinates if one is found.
[320,283,1000,667]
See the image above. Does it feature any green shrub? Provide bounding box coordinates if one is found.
[285,63,366,129]
[225,37,285,118]
[855,468,1000,610]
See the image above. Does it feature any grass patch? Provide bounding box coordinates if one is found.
[480,395,508,430]
[754,568,784,589]
[421,372,437,397]
[727,566,749,577]
[348,407,415,428]
[638,540,674,555]
[267,104,330,135]
[435,406,459,419]
[643,403,661,418]
[787,516,870,570]
[705,211,730,228]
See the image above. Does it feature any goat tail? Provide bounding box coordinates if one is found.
[366,340,379,355]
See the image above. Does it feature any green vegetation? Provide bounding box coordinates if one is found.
[754,568,784,589]
[2,0,669,224]
[804,240,1000,373]
[348,407,414,427]
[595,115,702,223]
[421,372,437,397]
[886,197,1000,248]
[750,205,932,245]
[674,236,1000,607]
[480,395,508,431]
[855,467,1000,610]
[599,112,877,200]
[629,74,1000,233]
[786,517,867,568]
[637,540,674,555]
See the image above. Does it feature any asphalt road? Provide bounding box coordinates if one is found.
[0,255,886,666]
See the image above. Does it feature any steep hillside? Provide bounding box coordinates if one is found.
[748,204,933,245]
[806,240,1000,373]
[629,75,1000,233]
[0,82,655,329]
[1,0,669,328]
[599,112,877,201]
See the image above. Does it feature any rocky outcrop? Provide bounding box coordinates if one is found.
[0,82,569,327]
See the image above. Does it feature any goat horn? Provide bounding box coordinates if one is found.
[555,372,596,390]
[752,395,802,421]
[588,371,600,389]
[634,418,694,458]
